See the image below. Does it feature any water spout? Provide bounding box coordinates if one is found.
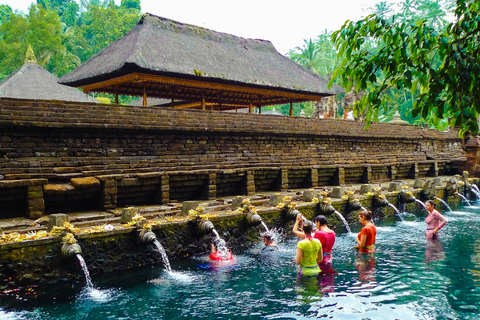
[471,184,480,202]
[153,239,172,272]
[245,212,262,227]
[399,191,416,204]
[61,241,82,258]
[139,229,157,243]
[333,210,351,234]
[472,184,480,194]
[197,219,215,235]
[76,253,94,290]
[434,197,452,212]
[455,193,471,207]
[260,221,269,233]
[387,202,404,221]
[414,199,428,211]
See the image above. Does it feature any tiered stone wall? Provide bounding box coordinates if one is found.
[0,98,465,218]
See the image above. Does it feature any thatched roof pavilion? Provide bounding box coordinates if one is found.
[60,13,342,112]
[0,63,99,103]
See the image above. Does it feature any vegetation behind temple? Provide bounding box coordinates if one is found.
[0,0,467,127]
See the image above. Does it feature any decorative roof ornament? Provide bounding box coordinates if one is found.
[389,111,407,124]
[25,45,37,64]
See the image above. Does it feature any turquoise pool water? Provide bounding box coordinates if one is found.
[1,205,480,319]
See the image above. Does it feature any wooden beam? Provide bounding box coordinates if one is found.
[114,85,119,104]
[289,101,293,117]
[143,84,147,106]
[78,73,326,103]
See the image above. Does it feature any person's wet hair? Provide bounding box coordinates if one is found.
[359,210,373,221]
[313,215,328,226]
[303,222,313,235]
[426,200,436,208]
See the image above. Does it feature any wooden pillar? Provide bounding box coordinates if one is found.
[201,92,205,110]
[143,84,147,106]
[114,85,119,104]
[249,96,253,114]
[289,101,293,117]
[235,105,238,113]
[258,96,262,114]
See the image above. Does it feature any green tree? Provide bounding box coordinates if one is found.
[289,39,322,73]
[0,5,13,25]
[79,1,140,61]
[120,0,141,11]
[330,0,479,135]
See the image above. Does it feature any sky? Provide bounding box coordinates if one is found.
[1,0,402,55]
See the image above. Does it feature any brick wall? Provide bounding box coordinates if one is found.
[0,98,465,217]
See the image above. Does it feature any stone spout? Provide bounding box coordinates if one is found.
[399,191,416,204]
[245,212,262,226]
[139,230,157,243]
[348,200,362,211]
[319,203,335,215]
[373,196,389,208]
[61,242,82,258]
[285,209,300,221]
[197,219,214,235]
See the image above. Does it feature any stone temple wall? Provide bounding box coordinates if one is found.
[0,98,465,218]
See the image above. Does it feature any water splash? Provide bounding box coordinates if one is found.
[334,210,351,234]
[212,229,229,259]
[261,227,283,245]
[434,197,452,212]
[414,199,428,211]
[387,202,404,221]
[360,206,368,212]
[76,254,94,290]
[455,193,471,207]
[153,239,172,272]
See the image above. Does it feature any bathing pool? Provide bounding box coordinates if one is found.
[1,205,480,319]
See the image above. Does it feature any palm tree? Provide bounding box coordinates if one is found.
[289,39,322,73]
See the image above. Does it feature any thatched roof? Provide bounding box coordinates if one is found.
[60,13,342,109]
[0,63,99,103]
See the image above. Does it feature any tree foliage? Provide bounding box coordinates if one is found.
[0,0,141,81]
[330,0,479,135]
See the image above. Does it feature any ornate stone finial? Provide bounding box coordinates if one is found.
[25,45,37,64]
[389,111,407,124]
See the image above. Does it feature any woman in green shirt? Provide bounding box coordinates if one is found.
[294,214,323,277]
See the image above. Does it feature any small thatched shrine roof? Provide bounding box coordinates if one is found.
[60,13,342,109]
[0,63,99,103]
